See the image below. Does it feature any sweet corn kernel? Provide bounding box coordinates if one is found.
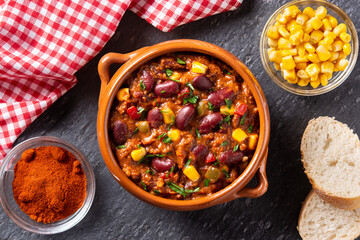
[290,34,301,45]
[289,24,303,35]
[309,17,323,30]
[269,50,282,63]
[278,26,290,38]
[276,13,289,24]
[268,37,278,47]
[331,40,343,52]
[325,31,336,39]
[343,43,351,55]
[310,30,324,44]
[170,71,181,80]
[310,80,321,88]
[297,78,310,86]
[338,52,347,60]
[136,121,150,133]
[333,23,347,36]
[297,45,306,56]
[296,62,308,70]
[315,6,327,20]
[310,75,318,82]
[286,20,297,31]
[294,56,308,63]
[267,26,280,39]
[322,35,334,46]
[305,63,320,77]
[329,52,340,62]
[307,53,319,63]
[284,5,301,18]
[220,104,235,115]
[232,128,248,143]
[116,88,130,101]
[131,147,146,162]
[183,165,200,181]
[322,18,332,31]
[320,73,332,86]
[161,107,175,124]
[303,7,315,18]
[291,29,304,41]
[248,134,258,150]
[297,69,310,79]
[303,21,313,33]
[192,61,208,73]
[316,45,331,61]
[335,59,349,71]
[327,15,338,28]
[283,69,296,82]
[167,129,180,142]
[340,32,351,43]
[274,63,281,70]
[321,61,334,74]
[304,42,316,53]
[303,33,310,42]
[278,38,292,49]
[281,56,296,70]
[296,14,308,25]
[282,49,297,57]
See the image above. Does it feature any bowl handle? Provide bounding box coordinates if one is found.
[234,149,268,199]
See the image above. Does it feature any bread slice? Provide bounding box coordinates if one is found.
[298,190,360,240]
[301,116,360,210]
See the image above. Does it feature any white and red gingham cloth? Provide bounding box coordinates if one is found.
[0,0,242,162]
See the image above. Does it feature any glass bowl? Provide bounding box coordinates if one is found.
[0,136,96,234]
[260,0,358,96]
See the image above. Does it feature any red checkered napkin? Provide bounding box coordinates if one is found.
[0,0,242,162]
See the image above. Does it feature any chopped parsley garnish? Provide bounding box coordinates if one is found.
[225,98,232,109]
[140,79,146,90]
[137,106,145,114]
[167,122,174,130]
[240,113,247,125]
[208,101,214,111]
[140,181,147,190]
[213,158,221,166]
[162,136,172,144]
[133,128,139,134]
[166,181,200,197]
[158,133,167,139]
[177,58,186,65]
[220,141,228,147]
[223,69,231,75]
[183,95,199,104]
[155,99,159,107]
[161,90,166,94]
[184,159,192,169]
[138,153,165,163]
[153,189,160,194]
[168,78,180,82]
[137,144,141,148]
[221,115,231,125]
[160,110,169,113]
[195,129,201,139]
[222,169,230,178]
[178,91,189,98]
[233,144,239,152]
[167,166,174,177]
[117,145,126,149]
[165,69,173,77]
[248,125,253,133]
[204,179,210,187]
[186,82,195,91]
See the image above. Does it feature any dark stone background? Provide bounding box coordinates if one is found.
[1,0,359,239]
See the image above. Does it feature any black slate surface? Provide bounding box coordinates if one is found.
[1,0,360,239]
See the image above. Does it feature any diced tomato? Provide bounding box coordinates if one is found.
[177,87,190,100]
[235,103,247,115]
[159,172,174,179]
[127,106,141,119]
[205,152,216,163]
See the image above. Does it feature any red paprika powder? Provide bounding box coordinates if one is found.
[12,146,87,224]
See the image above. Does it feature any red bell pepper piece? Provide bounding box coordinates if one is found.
[177,87,190,100]
[127,106,141,119]
[205,152,216,163]
[235,103,247,115]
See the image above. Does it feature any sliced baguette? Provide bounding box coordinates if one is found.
[301,116,360,210]
[298,190,360,240]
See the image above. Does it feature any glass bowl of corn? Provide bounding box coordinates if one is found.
[260,0,358,96]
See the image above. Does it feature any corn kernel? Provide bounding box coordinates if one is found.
[310,17,323,30]
[335,59,349,71]
[294,56,308,63]
[267,26,280,39]
[310,30,324,44]
[274,63,281,70]
[296,14,309,25]
[338,52,347,60]
[315,6,327,20]
[170,71,181,80]
[321,62,334,74]
[316,45,331,61]
[325,31,336,39]
[307,53,319,63]
[269,50,282,63]
[302,33,310,42]
[284,5,301,18]
[161,107,175,124]
[296,62,308,70]
[332,40,343,52]
[322,18,332,31]
[303,7,315,18]
[310,75,318,82]
[340,32,351,43]
[136,121,150,133]
[220,104,235,115]
[281,56,296,70]
[232,128,248,143]
[291,29,304,40]
[343,43,351,55]
[329,52,340,62]
[167,129,180,142]
[297,78,310,86]
[333,23,347,36]
[248,134,258,150]
[289,24,303,35]
[282,49,297,57]
[131,147,146,162]
[327,15,338,28]
[192,61,208,73]
[305,63,320,77]
[276,13,289,24]
[320,73,332,86]
[283,69,296,82]
[116,88,130,101]
[268,37,278,47]
[303,21,314,33]
[297,45,306,56]
[183,165,200,181]
[290,34,301,45]
[278,26,290,38]
[278,38,292,49]
[297,69,310,78]
[310,80,321,88]
[304,42,316,53]
[286,20,297,31]
[322,35,334,46]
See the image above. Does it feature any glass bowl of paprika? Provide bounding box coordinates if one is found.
[0,136,96,234]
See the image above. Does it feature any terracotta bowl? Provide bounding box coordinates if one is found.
[97,39,270,211]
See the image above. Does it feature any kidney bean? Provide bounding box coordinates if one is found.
[198,112,223,133]
[154,80,179,97]
[219,150,244,165]
[147,108,163,128]
[193,75,213,91]
[112,120,128,145]
[207,88,234,107]
[151,158,173,172]
[141,70,154,91]
[132,91,144,99]
[192,145,208,160]
[176,104,195,130]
